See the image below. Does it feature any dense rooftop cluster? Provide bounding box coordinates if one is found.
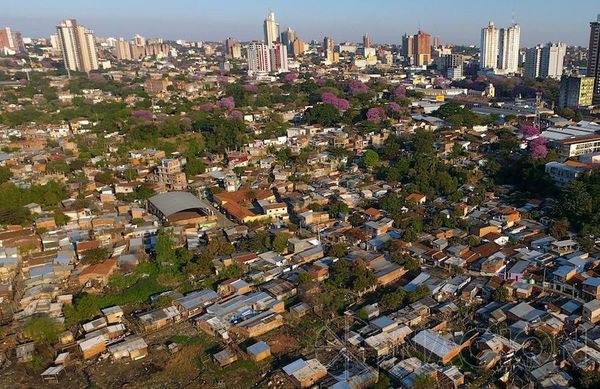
[0,17,599,389]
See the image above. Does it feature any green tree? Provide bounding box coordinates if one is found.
[0,166,13,184]
[327,243,347,258]
[304,103,341,127]
[185,157,206,177]
[413,374,438,389]
[380,290,406,311]
[24,315,63,343]
[53,210,70,226]
[82,247,109,264]
[362,149,380,167]
[329,200,349,218]
[272,233,289,253]
[492,286,509,302]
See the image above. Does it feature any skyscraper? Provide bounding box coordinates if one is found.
[292,38,305,57]
[363,33,372,48]
[524,45,543,79]
[133,34,146,47]
[263,11,279,44]
[225,37,241,59]
[540,42,566,79]
[280,27,296,54]
[247,41,288,74]
[498,23,520,73]
[525,42,566,79]
[0,27,24,54]
[269,42,288,73]
[114,38,132,61]
[587,14,600,105]
[413,31,431,66]
[56,19,99,73]
[480,21,520,74]
[323,36,335,63]
[248,42,271,73]
[402,33,414,64]
[480,21,499,69]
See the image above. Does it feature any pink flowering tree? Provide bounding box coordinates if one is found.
[315,78,327,86]
[434,77,447,87]
[366,107,386,123]
[394,85,407,98]
[198,103,215,111]
[131,109,153,121]
[529,137,548,160]
[243,84,258,93]
[520,124,539,138]
[349,80,369,95]
[321,92,349,111]
[284,73,298,82]
[228,110,243,120]
[218,96,235,110]
[388,102,401,113]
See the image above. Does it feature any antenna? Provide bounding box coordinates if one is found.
[512,9,516,25]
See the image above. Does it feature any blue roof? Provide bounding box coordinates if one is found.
[371,315,395,330]
[553,265,575,278]
[584,278,600,287]
[247,341,269,355]
[561,300,582,314]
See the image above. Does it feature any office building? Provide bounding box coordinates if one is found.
[437,54,463,79]
[498,24,520,73]
[413,30,431,66]
[225,37,241,59]
[432,36,441,48]
[558,75,595,108]
[114,38,132,61]
[402,33,414,64]
[436,53,462,71]
[587,14,600,104]
[56,19,99,73]
[263,11,279,44]
[0,27,24,54]
[480,21,499,69]
[363,33,372,48]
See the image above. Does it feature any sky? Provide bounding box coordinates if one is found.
[1,0,597,47]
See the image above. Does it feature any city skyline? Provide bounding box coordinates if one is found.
[0,0,596,47]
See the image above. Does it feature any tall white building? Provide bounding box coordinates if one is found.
[498,23,520,73]
[56,19,98,73]
[541,42,566,79]
[480,21,499,69]
[114,38,133,61]
[525,42,566,79]
[247,41,288,74]
[263,11,279,44]
[248,42,271,73]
